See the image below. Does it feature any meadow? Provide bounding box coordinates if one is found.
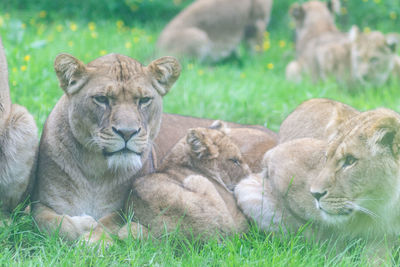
[0,0,400,265]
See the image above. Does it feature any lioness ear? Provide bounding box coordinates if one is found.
[372,117,400,158]
[386,33,400,53]
[187,128,219,159]
[327,0,341,15]
[209,120,230,134]
[290,3,305,22]
[54,53,88,95]
[147,56,181,96]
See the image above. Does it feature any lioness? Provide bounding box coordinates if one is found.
[157,0,273,62]
[236,108,400,262]
[32,53,182,241]
[121,123,250,240]
[286,1,399,87]
[0,37,38,219]
[278,98,359,143]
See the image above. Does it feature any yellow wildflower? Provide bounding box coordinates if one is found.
[267,63,274,70]
[24,55,31,62]
[39,10,47,18]
[0,17,4,27]
[133,37,140,43]
[125,42,132,49]
[263,41,270,51]
[279,40,286,48]
[21,23,26,29]
[70,23,77,32]
[68,41,74,47]
[197,69,204,76]
[56,25,63,32]
[88,22,96,31]
[91,32,98,39]
[341,7,347,15]
[21,65,27,71]
[390,12,397,20]
[187,63,193,70]
[100,50,107,56]
[363,27,371,34]
[12,67,17,73]
[116,20,124,29]
[12,81,17,86]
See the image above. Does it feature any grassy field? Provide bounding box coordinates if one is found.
[1,0,400,266]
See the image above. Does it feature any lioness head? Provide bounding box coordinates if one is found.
[54,53,181,173]
[310,109,400,227]
[349,26,399,86]
[185,123,251,191]
[290,0,340,31]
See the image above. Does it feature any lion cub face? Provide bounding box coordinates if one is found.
[185,126,251,190]
[350,27,399,86]
[54,54,181,173]
[310,109,400,225]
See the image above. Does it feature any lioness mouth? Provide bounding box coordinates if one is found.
[103,148,142,157]
[320,207,353,216]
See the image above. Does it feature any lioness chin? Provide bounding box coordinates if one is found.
[32,53,181,242]
[236,108,400,263]
[120,122,250,240]
[0,37,38,221]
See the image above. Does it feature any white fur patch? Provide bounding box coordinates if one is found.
[107,153,142,174]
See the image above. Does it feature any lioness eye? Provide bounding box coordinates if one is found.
[139,97,152,106]
[94,95,109,105]
[229,158,241,166]
[342,155,357,168]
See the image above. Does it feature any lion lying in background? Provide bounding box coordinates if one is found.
[0,37,38,219]
[157,0,273,62]
[236,108,400,263]
[120,122,250,240]
[286,0,399,87]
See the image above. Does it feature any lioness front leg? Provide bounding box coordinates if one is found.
[33,203,97,241]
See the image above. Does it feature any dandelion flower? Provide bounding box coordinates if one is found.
[39,10,47,18]
[390,12,397,20]
[279,40,286,48]
[24,55,31,62]
[91,32,98,39]
[116,20,124,29]
[21,23,26,29]
[197,69,204,76]
[133,37,140,43]
[187,64,193,70]
[70,23,78,32]
[100,50,107,56]
[263,41,270,51]
[21,65,27,71]
[363,27,371,34]
[88,22,96,31]
[68,41,74,47]
[125,42,132,49]
[267,63,274,70]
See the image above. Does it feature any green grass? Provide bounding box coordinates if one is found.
[0,1,400,266]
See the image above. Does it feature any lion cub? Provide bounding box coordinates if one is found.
[0,37,38,220]
[157,0,273,62]
[286,1,399,86]
[236,108,400,262]
[121,122,250,240]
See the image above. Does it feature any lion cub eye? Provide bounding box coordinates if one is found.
[93,95,109,105]
[229,158,241,166]
[342,155,357,168]
[139,97,152,106]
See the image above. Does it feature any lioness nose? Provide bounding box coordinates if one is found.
[311,190,327,201]
[112,127,141,142]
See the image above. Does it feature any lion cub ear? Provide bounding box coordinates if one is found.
[187,128,219,159]
[209,120,230,134]
[147,56,181,96]
[54,53,88,95]
[372,116,400,158]
[289,3,305,23]
[386,33,400,53]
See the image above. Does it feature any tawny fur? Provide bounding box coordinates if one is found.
[121,125,250,240]
[286,1,399,87]
[0,37,38,219]
[157,0,273,62]
[236,108,400,263]
[278,98,359,143]
[32,53,181,242]
[155,113,278,173]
